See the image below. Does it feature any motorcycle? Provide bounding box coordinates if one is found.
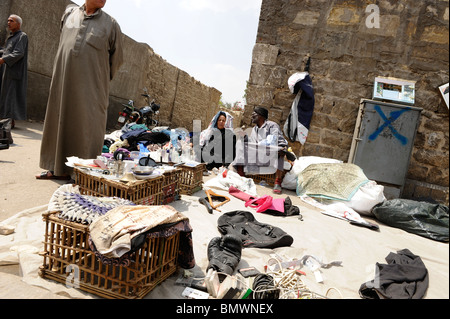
[117,88,161,129]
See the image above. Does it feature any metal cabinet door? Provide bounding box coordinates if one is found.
[351,99,422,187]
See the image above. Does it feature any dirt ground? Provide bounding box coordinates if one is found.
[1,120,70,223]
[0,120,74,298]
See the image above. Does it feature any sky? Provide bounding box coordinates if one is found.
[72,0,263,104]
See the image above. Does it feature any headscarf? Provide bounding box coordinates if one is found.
[199,111,234,147]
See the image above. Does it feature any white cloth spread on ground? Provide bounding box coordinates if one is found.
[89,205,188,258]
[0,190,449,299]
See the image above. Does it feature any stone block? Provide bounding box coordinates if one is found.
[328,61,356,82]
[250,64,287,88]
[427,167,450,187]
[413,149,449,170]
[302,143,334,158]
[327,6,360,26]
[414,185,432,198]
[421,25,450,44]
[360,15,401,38]
[246,85,274,107]
[252,43,280,66]
[321,129,353,149]
[293,11,321,26]
[430,188,449,205]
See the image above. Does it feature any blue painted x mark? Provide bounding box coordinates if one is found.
[368,105,411,145]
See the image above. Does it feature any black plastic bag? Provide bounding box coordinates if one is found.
[0,118,13,146]
[372,199,449,242]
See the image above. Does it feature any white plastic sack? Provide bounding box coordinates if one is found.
[204,170,258,196]
[345,181,386,216]
[281,169,298,190]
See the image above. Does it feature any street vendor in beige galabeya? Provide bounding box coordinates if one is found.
[36,0,124,180]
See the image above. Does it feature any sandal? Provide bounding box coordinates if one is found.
[36,171,71,180]
[273,184,282,194]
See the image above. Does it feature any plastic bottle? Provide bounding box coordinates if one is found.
[170,129,179,150]
[171,148,180,163]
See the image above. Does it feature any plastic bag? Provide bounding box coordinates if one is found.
[372,199,449,242]
[344,181,385,216]
[204,170,258,196]
[281,167,298,190]
[0,118,13,145]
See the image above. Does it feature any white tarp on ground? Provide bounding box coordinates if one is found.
[0,186,448,299]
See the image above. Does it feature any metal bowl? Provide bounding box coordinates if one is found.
[133,173,153,180]
[132,166,154,175]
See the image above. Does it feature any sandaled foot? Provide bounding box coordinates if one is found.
[273,184,282,194]
[36,171,71,180]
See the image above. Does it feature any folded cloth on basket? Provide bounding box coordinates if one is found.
[89,205,189,259]
[89,218,195,269]
[48,184,135,225]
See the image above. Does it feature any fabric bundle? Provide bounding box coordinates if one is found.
[283,72,315,145]
[296,163,369,201]
[359,249,429,299]
[245,195,301,217]
[217,211,294,249]
[48,184,135,225]
[89,205,189,258]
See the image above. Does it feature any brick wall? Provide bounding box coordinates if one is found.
[2,0,221,132]
[245,0,449,204]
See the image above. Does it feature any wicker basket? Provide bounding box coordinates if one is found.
[248,173,277,186]
[178,163,206,195]
[161,168,182,204]
[74,168,163,205]
[39,211,180,299]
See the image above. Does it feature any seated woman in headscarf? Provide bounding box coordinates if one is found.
[199,111,236,171]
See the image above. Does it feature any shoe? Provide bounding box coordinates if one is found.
[36,171,71,180]
[285,151,296,162]
[273,184,282,194]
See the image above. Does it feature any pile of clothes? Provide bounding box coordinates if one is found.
[103,123,192,162]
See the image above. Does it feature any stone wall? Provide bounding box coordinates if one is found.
[244,0,449,204]
[2,0,221,131]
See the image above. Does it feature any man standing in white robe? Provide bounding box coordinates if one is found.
[37,0,123,179]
